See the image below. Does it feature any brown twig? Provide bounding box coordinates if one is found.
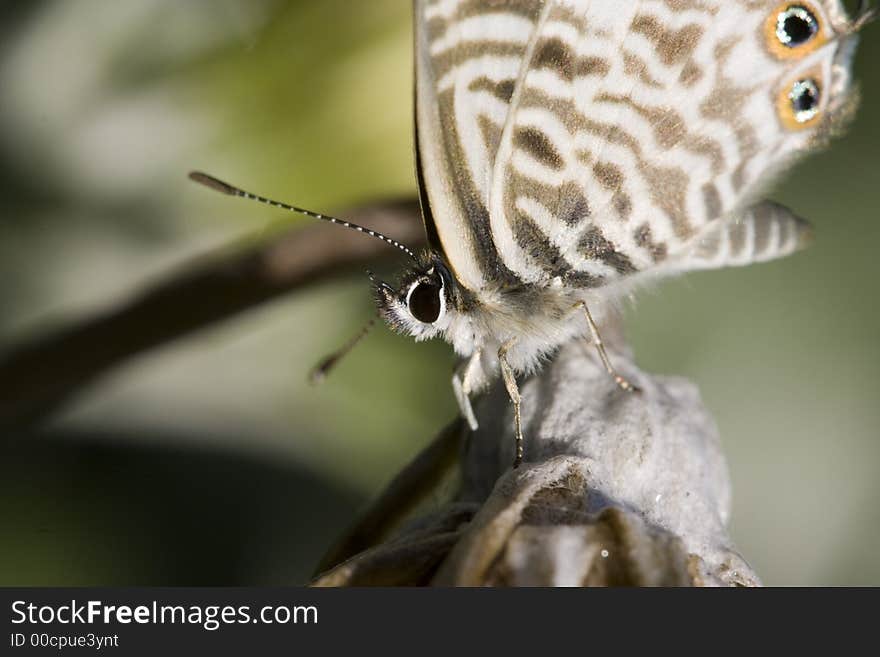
[0,199,424,432]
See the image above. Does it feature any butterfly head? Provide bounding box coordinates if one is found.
[373,255,458,341]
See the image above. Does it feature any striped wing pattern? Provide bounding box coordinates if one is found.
[674,200,813,272]
[416,0,544,292]
[416,0,858,293]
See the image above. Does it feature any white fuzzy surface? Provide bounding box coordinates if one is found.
[455,340,759,585]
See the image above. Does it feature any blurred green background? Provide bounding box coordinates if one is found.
[0,0,878,585]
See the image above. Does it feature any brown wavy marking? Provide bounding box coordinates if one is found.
[623,51,664,88]
[477,114,503,158]
[431,41,527,80]
[660,0,719,12]
[515,89,696,238]
[679,58,703,87]
[425,16,446,43]
[532,37,611,81]
[511,210,572,277]
[698,39,761,193]
[595,92,725,173]
[563,270,607,287]
[558,183,593,226]
[546,2,591,34]
[450,0,542,22]
[700,35,760,156]
[684,135,727,175]
[596,93,687,148]
[524,103,695,238]
[640,163,694,239]
[518,88,585,135]
[630,14,704,67]
[505,188,606,288]
[578,227,637,275]
[634,223,669,263]
[495,26,755,248]
[593,161,624,191]
[504,167,592,227]
[614,193,633,220]
[566,112,694,239]
[590,161,633,221]
[577,56,612,78]
[520,88,644,219]
[729,133,758,192]
[513,126,565,170]
[533,38,576,81]
[699,72,754,124]
[424,0,540,46]
[575,148,593,167]
[468,76,516,102]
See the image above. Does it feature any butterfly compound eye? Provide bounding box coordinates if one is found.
[776,5,819,46]
[406,280,443,324]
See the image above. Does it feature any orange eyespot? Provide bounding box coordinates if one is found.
[776,74,823,130]
[764,2,829,59]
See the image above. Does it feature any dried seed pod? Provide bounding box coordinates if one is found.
[315,341,759,587]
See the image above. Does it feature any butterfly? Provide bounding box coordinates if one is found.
[192,0,874,468]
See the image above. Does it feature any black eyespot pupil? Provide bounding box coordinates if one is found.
[408,282,442,323]
[777,6,818,46]
[784,16,812,43]
[793,87,817,112]
[789,78,821,123]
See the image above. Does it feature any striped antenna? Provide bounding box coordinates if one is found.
[189,171,417,260]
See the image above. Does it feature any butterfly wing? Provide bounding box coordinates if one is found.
[670,200,813,273]
[414,0,544,292]
[486,0,860,289]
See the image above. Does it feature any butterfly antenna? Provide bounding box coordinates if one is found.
[189,171,418,260]
[308,316,378,385]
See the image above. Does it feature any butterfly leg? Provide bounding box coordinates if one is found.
[575,301,640,393]
[497,339,524,469]
[452,349,482,431]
